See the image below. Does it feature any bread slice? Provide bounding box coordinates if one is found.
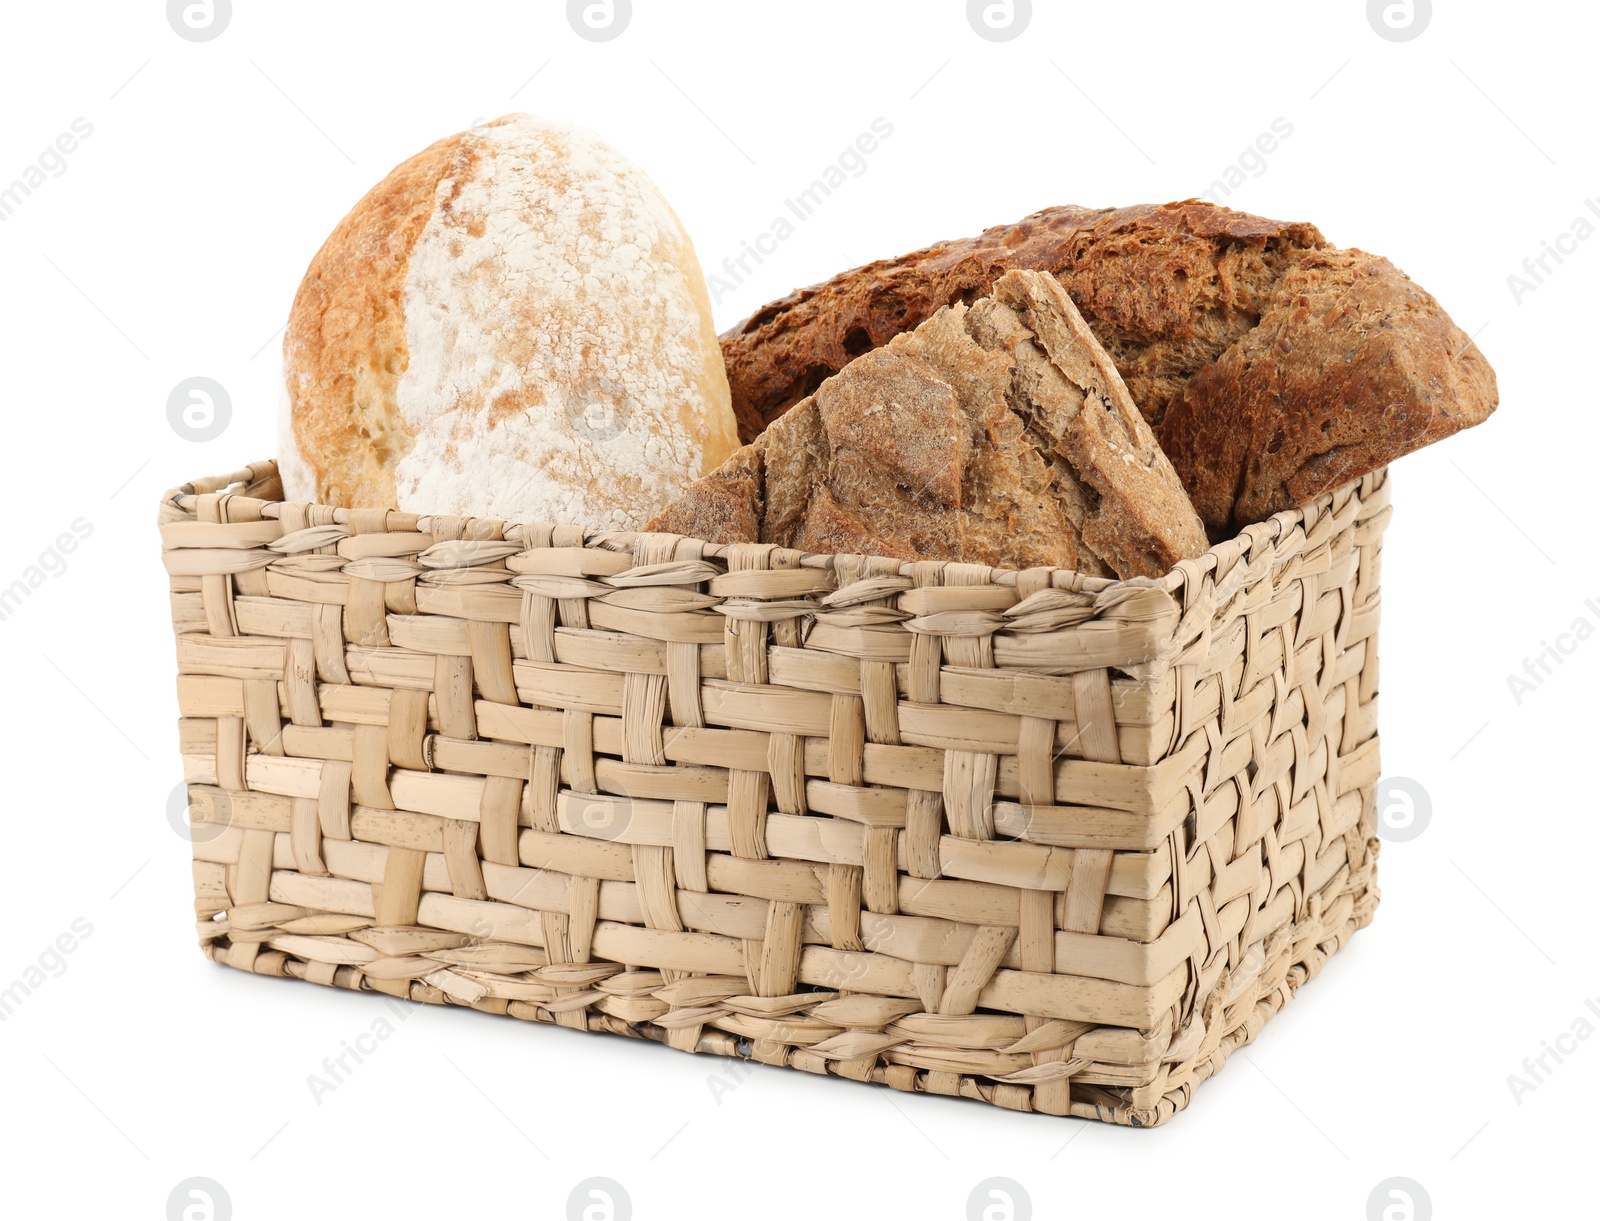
[648,270,1209,579]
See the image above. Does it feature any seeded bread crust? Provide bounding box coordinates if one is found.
[651,270,1208,579]
[720,200,1497,535]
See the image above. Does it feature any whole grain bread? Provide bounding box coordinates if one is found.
[720,201,1324,443]
[1155,245,1497,531]
[650,270,1209,578]
[719,200,1497,535]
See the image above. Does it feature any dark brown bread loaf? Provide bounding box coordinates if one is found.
[719,200,1497,535]
[719,201,1324,443]
[1155,245,1498,531]
[651,270,1209,578]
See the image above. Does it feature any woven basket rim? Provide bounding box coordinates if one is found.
[162,458,1388,611]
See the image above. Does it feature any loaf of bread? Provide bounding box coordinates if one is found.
[1155,245,1494,530]
[280,113,739,529]
[648,270,1209,578]
[719,201,1497,534]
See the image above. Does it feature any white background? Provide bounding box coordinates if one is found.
[0,1,1593,1218]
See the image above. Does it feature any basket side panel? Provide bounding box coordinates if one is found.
[1130,469,1387,1122]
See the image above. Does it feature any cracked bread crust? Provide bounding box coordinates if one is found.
[718,201,1327,444]
[650,270,1208,578]
[1156,246,1499,533]
[975,271,1212,577]
[719,200,1497,537]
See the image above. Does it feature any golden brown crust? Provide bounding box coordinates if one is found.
[283,132,464,508]
[1156,247,1498,532]
[719,200,1327,443]
[651,271,1209,578]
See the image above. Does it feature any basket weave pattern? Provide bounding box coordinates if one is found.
[161,460,1389,1126]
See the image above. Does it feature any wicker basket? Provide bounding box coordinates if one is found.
[159,459,1389,1127]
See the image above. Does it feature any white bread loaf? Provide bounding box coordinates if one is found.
[279,113,738,529]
